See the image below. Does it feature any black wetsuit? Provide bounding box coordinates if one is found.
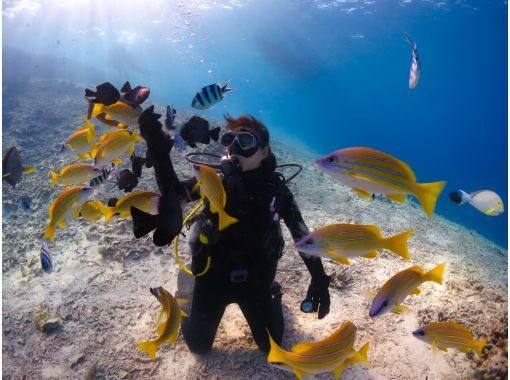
[176,156,328,354]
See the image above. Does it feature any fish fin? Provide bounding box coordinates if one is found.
[356,342,370,364]
[362,251,378,259]
[191,182,200,195]
[58,220,67,228]
[77,153,91,159]
[179,309,189,318]
[85,88,96,97]
[121,81,132,93]
[353,188,372,199]
[333,363,347,380]
[155,310,166,328]
[423,263,446,285]
[392,304,412,314]
[43,223,55,242]
[131,206,158,238]
[485,208,495,215]
[2,172,11,177]
[125,145,135,154]
[88,100,104,119]
[166,328,179,343]
[383,230,413,260]
[118,122,129,128]
[218,210,239,231]
[209,127,221,142]
[156,321,168,337]
[22,166,37,174]
[413,181,446,218]
[176,298,189,305]
[136,340,158,362]
[221,80,235,93]
[361,289,376,298]
[291,341,314,354]
[101,207,115,223]
[331,255,350,265]
[112,158,123,165]
[50,171,59,188]
[132,131,144,142]
[266,331,285,364]
[471,338,487,357]
[72,208,80,218]
[385,194,407,203]
[410,287,421,295]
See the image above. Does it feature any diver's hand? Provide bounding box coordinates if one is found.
[300,275,331,319]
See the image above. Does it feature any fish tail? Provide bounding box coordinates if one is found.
[218,210,238,231]
[471,338,487,357]
[43,223,55,242]
[423,263,446,285]
[266,330,285,364]
[210,127,221,142]
[222,80,235,93]
[404,33,414,48]
[355,342,370,364]
[22,166,37,174]
[413,181,446,218]
[84,88,96,97]
[50,171,59,188]
[384,230,413,260]
[131,206,158,238]
[97,202,114,223]
[136,340,158,361]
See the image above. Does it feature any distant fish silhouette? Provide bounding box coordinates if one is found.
[404,33,421,89]
[40,241,53,272]
[165,105,177,130]
[19,195,32,211]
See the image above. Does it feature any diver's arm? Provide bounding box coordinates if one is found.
[279,185,331,319]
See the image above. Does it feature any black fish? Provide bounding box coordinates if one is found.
[40,241,53,272]
[133,106,185,246]
[89,164,115,187]
[165,105,177,130]
[179,116,221,148]
[130,153,146,178]
[19,195,32,211]
[2,147,36,188]
[449,191,463,205]
[116,169,139,193]
[84,82,120,106]
[120,81,150,108]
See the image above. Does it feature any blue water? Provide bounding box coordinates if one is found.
[3,0,507,247]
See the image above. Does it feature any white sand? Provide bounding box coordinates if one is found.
[2,79,507,379]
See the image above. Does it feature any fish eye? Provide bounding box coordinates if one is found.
[419,330,425,336]
[306,239,313,246]
[328,156,336,164]
[382,300,388,307]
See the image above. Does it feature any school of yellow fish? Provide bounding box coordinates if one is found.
[38,86,489,379]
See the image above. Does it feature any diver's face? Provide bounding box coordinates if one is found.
[229,146,268,171]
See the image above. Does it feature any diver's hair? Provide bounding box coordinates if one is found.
[224,114,270,147]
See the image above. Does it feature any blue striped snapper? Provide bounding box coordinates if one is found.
[413,321,487,357]
[315,147,446,217]
[367,263,445,318]
[97,191,160,222]
[191,81,234,110]
[267,322,369,380]
[295,223,413,264]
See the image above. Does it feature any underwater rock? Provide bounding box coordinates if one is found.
[69,353,84,368]
[34,307,61,332]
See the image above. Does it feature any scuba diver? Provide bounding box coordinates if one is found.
[136,109,331,354]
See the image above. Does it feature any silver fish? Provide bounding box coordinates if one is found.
[404,33,420,89]
[40,241,53,272]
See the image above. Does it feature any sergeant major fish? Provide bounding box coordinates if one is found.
[295,224,413,265]
[89,163,115,187]
[136,287,188,361]
[404,33,421,89]
[191,81,235,110]
[315,147,446,218]
[413,321,487,357]
[367,263,445,318]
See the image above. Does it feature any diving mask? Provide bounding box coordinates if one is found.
[221,131,260,157]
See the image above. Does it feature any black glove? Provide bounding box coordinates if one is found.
[300,275,331,319]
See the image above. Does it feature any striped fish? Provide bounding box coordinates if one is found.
[191,81,234,110]
[192,164,238,231]
[315,147,446,218]
[60,118,96,159]
[404,33,420,89]
[268,322,369,380]
[136,287,188,361]
[91,129,143,167]
[295,224,413,265]
[413,321,487,357]
[40,241,53,272]
[367,263,445,318]
[50,163,102,188]
[97,190,160,222]
[89,164,115,187]
[44,186,94,241]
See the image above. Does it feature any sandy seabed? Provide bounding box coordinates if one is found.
[2,79,507,379]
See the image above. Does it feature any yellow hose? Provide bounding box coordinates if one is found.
[174,200,211,276]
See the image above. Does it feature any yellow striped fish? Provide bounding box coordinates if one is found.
[88,99,141,128]
[74,200,106,223]
[98,191,160,222]
[295,224,413,264]
[268,322,368,380]
[44,186,94,241]
[136,287,188,361]
[315,147,446,217]
[367,263,445,318]
[91,129,143,167]
[192,164,238,231]
[61,117,96,159]
[50,163,102,188]
[413,321,487,357]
